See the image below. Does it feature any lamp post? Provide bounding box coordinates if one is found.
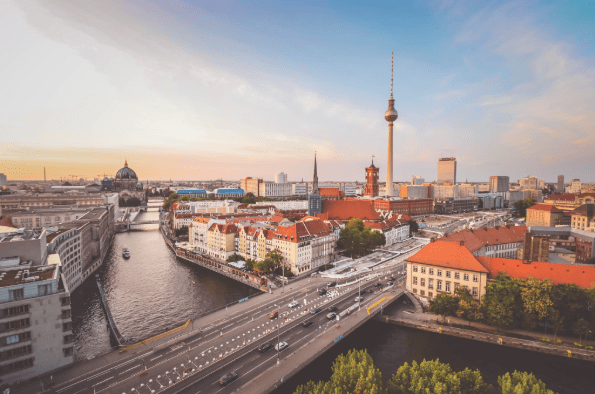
[276,318,280,366]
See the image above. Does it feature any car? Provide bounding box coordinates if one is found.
[219,372,238,386]
[318,288,327,295]
[310,307,321,315]
[375,282,382,287]
[355,296,364,302]
[327,281,336,287]
[327,312,337,319]
[257,342,273,352]
[387,281,394,286]
[302,320,313,327]
[269,310,278,319]
[275,341,288,351]
[368,288,374,293]
[310,271,318,277]
[288,300,299,308]
[327,306,337,312]
[389,276,395,281]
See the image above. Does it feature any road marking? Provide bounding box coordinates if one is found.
[150,355,163,361]
[120,364,141,375]
[92,376,113,387]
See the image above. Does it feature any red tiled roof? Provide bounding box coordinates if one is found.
[320,188,340,197]
[438,226,527,253]
[571,203,594,217]
[527,204,564,213]
[477,257,595,289]
[408,241,489,273]
[0,216,16,228]
[321,200,381,221]
[192,217,211,224]
[274,219,331,243]
[209,223,238,234]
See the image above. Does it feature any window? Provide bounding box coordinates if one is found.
[445,282,451,292]
[437,270,442,277]
[420,290,425,296]
[428,292,433,298]
[412,288,417,294]
[429,268,434,275]
[428,279,433,289]
[413,266,418,272]
[38,284,51,296]
[472,287,478,296]
[63,347,73,357]
[464,274,469,281]
[420,267,426,274]
[0,358,34,375]
[413,277,418,285]
[446,271,451,278]
[8,289,24,301]
[420,279,425,286]
[454,272,460,280]
[437,280,442,290]
[473,275,479,282]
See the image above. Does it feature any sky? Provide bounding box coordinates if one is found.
[1,0,594,183]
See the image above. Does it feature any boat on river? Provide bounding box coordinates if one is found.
[122,248,130,259]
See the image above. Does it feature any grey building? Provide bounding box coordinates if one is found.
[0,174,6,187]
[489,176,510,193]
[0,231,73,384]
[437,157,456,184]
[557,175,564,193]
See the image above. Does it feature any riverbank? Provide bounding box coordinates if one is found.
[380,305,595,362]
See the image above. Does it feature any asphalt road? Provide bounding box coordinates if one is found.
[54,267,404,394]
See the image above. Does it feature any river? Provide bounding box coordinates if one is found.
[69,201,259,361]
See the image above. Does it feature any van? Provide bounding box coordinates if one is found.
[269,310,278,319]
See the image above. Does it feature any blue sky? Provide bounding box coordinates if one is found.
[1,0,594,182]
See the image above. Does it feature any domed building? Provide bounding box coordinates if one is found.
[113,160,143,192]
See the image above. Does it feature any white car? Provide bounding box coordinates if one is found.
[288,301,299,308]
[275,341,288,351]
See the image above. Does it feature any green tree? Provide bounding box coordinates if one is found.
[549,310,564,343]
[386,359,490,394]
[516,277,554,323]
[513,198,537,217]
[408,219,419,236]
[573,318,589,345]
[338,219,385,258]
[293,381,325,394]
[226,254,242,263]
[429,293,459,322]
[550,284,591,333]
[483,273,523,330]
[174,225,188,237]
[498,371,555,394]
[244,259,256,272]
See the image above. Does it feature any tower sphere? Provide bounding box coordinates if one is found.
[385,107,398,122]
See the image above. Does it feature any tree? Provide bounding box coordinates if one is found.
[498,371,555,394]
[429,293,459,322]
[174,225,188,237]
[483,273,523,330]
[293,349,383,394]
[244,259,256,272]
[226,254,242,263]
[516,277,554,323]
[513,198,537,217]
[338,219,385,258]
[386,359,490,394]
[573,318,589,345]
[549,310,564,343]
[408,219,419,236]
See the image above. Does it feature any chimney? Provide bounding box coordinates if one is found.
[430,238,435,243]
[522,259,530,265]
[460,240,464,246]
[470,229,474,233]
[495,225,499,230]
[484,227,488,231]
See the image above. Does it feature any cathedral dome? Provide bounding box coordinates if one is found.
[115,160,138,180]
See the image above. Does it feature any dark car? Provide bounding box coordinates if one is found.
[368,288,374,293]
[327,281,336,287]
[219,372,238,386]
[389,276,395,281]
[327,306,337,312]
[387,281,394,286]
[375,282,382,287]
[302,320,313,327]
[318,288,327,295]
[310,307,321,315]
[327,312,337,319]
[257,342,273,352]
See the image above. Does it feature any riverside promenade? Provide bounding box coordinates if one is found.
[380,303,595,363]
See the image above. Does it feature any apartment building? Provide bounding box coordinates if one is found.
[437,157,456,184]
[240,178,263,196]
[207,224,238,260]
[10,206,98,229]
[571,204,594,232]
[526,204,565,227]
[0,234,73,383]
[571,179,582,194]
[292,183,308,196]
[365,218,410,246]
[258,182,292,198]
[0,193,106,210]
[437,225,527,259]
[47,229,83,292]
[255,200,308,210]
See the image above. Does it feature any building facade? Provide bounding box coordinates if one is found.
[47,229,83,292]
[258,183,292,198]
[207,224,238,260]
[557,175,564,193]
[275,172,287,184]
[364,162,379,198]
[10,206,97,229]
[526,204,565,227]
[373,198,433,216]
[489,176,509,193]
[571,204,594,232]
[240,178,263,197]
[437,157,456,184]
[571,179,582,194]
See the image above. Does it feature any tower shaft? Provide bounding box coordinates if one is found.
[387,122,393,196]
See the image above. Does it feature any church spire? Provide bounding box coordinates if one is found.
[312,152,319,193]
[124,158,128,168]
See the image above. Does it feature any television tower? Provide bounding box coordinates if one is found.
[384,53,398,197]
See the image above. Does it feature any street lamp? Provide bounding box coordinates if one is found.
[276,317,281,366]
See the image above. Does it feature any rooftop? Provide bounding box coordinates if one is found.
[407,240,489,273]
[527,204,564,213]
[320,200,381,221]
[0,265,57,288]
[438,225,528,252]
[0,229,45,243]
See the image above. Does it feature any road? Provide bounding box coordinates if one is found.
[52,266,405,394]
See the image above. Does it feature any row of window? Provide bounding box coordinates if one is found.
[0,318,30,333]
[0,305,29,318]
[412,286,478,297]
[0,345,32,360]
[412,267,479,282]
[1,331,31,347]
[0,357,34,376]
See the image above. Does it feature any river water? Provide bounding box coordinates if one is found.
[71,202,592,393]
[70,201,259,361]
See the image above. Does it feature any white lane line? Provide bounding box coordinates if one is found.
[150,355,163,361]
[119,364,141,375]
[221,323,234,330]
[92,376,113,387]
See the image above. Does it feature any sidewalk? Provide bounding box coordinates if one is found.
[14,275,322,394]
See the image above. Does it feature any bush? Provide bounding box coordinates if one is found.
[555,339,563,344]
[586,345,594,350]
[574,342,583,348]
[538,337,550,344]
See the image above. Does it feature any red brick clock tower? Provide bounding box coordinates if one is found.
[364,159,379,198]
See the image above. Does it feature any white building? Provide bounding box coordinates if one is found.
[411,176,424,185]
[431,184,458,200]
[0,173,6,186]
[403,185,429,199]
[366,219,409,246]
[255,200,308,210]
[292,183,308,196]
[458,184,479,198]
[47,228,83,292]
[275,172,287,184]
[190,217,226,254]
[259,182,292,198]
[571,179,582,194]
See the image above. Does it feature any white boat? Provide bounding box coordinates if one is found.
[122,248,130,259]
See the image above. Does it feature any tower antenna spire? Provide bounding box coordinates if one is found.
[390,52,393,99]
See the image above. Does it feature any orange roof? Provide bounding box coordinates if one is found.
[571,204,594,217]
[438,226,528,253]
[320,188,340,197]
[192,216,211,224]
[407,241,489,273]
[321,200,381,221]
[208,223,238,234]
[527,204,564,213]
[274,219,331,243]
[477,257,595,289]
[0,216,15,228]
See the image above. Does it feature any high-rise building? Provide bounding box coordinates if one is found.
[571,179,582,194]
[557,175,564,193]
[411,175,424,185]
[489,176,509,193]
[240,177,263,197]
[364,159,379,198]
[0,173,6,186]
[437,157,456,184]
[384,53,398,197]
[275,172,287,184]
[519,175,538,190]
[308,153,322,216]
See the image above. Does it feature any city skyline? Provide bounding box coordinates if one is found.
[2,0,595,182]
